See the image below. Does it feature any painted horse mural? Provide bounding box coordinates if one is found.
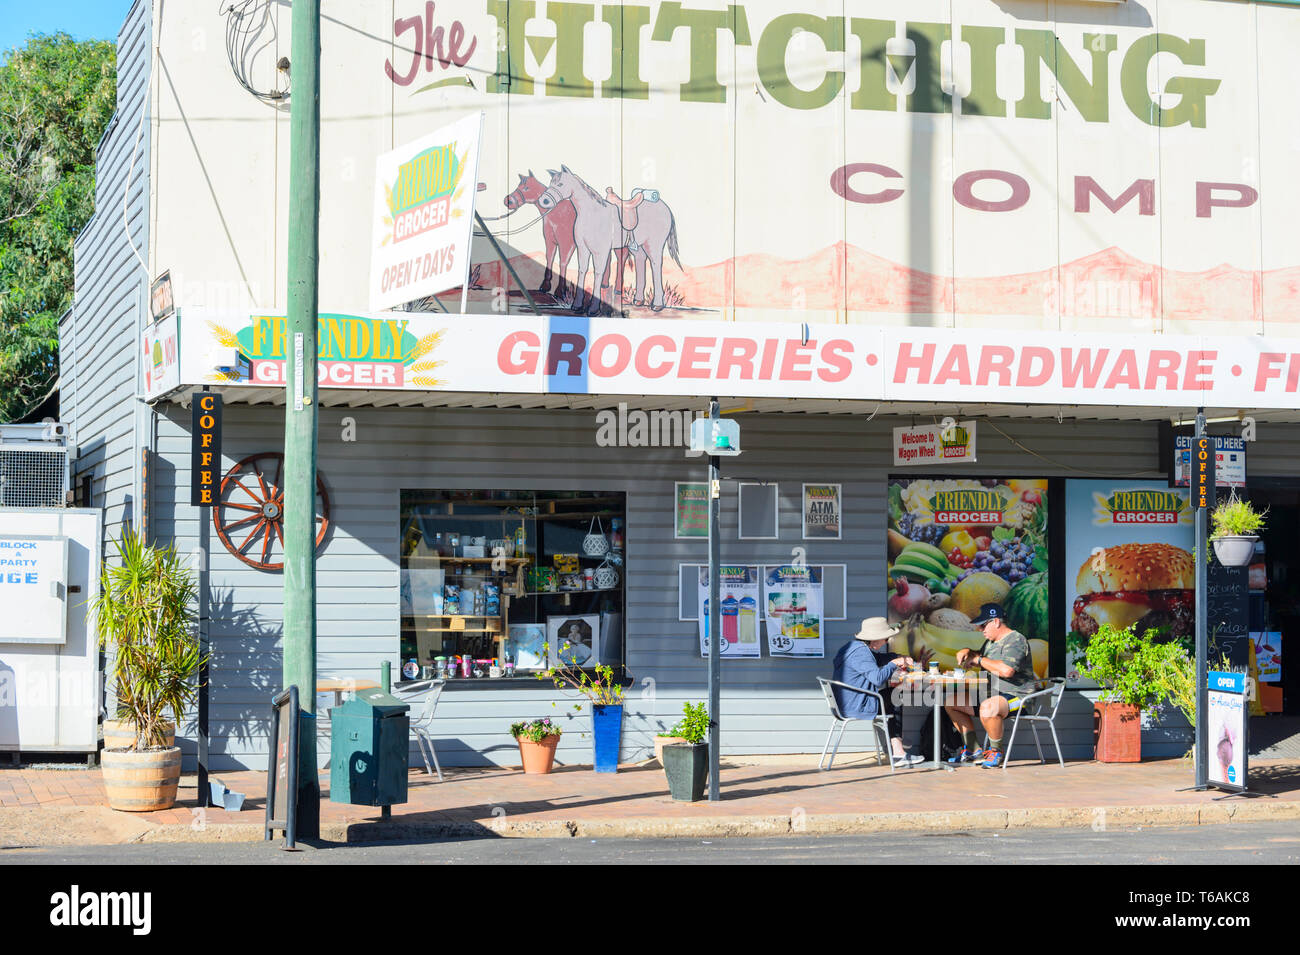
[503,171,575,300]
[537,165,682,315]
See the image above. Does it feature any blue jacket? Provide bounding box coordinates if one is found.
[831,641,897,719]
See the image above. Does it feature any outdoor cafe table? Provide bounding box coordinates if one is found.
[893,671,989,770]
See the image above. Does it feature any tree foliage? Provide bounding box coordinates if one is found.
[0,34,116,421]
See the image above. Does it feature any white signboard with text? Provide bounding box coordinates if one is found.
[142,314,180,400]
[369,113,484,311]
[0,537,68,644]
[1174,435,1246,488]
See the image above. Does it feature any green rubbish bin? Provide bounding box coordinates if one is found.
[329,688,410,810]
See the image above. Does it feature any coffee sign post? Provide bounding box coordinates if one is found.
[191,390,221,807]
[1189,413,1213,792]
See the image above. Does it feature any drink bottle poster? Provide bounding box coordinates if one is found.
[698,566,760,658]
[1064,481,1194,687]
[764,565,824,658]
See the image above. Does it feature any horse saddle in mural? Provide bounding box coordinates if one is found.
[604,187,661,252]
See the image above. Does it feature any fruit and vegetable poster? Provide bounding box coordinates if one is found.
[698,566,761,658]
[764,565,824,658]
[886,479,1049,676]
[1064,481,1193,687]
[802,484,841,540]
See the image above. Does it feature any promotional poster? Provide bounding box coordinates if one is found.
[802,484,842,540]
[1064,481,1194,687]
[698,566,761,658]
[764,565,824,658]
[1208,670,1248,791]
[886,478,1048,676]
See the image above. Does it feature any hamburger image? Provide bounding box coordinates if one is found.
[1071,542,1195,641]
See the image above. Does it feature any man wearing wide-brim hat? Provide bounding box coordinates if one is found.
[830,617,923,767]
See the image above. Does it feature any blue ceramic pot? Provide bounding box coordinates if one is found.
[591,703,623,773]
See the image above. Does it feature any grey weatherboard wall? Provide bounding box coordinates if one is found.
[62,0,152,549]
[149,400,1236,771]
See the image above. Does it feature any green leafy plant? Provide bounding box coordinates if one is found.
[1074,623,1186,709]
[1210,493,1267,540]
[90,530,206,750]
[663,701,709,745]
[537,643,626,706]
[510,718,562,742]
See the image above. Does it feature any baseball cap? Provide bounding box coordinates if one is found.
[970,603,1005,625]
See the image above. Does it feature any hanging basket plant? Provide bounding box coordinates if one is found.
[1209,494,1267,567]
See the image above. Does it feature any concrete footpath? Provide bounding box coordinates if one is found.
[2,754,1298,846]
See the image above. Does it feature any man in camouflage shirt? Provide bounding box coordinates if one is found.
[944,603,1040,768]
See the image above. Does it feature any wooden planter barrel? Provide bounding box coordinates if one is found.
[103,720,175,750]
[101,746,182,811]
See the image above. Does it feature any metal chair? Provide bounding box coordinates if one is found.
[816,677,894,772]
[998,677,1067,771]
[394,679,446,781]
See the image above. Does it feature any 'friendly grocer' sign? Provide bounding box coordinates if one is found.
[179,308,1300,411]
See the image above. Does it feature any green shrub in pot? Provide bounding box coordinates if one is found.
[661,702,709,800]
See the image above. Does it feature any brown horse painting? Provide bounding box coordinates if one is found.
[503,171,576,300]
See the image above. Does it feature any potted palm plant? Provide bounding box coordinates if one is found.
[511,718,562,774]
[539,645,626,772]
[92,531,205,811]
[1210,494,1267,566]
[661,702,709,801]
[1075,623,1182,763]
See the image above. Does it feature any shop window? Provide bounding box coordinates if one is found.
[738,482,779,539]
[398,490,625,683]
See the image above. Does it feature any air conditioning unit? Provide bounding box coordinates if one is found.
[0,422,74,508]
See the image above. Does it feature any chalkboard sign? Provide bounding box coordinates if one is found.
[1208,562,1250,667]
[264,686,299,849]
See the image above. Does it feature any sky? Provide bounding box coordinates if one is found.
[0,0,135,53]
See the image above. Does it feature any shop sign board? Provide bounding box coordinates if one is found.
[178,309,1300,411]
[1207,670,1249,791]
[0,537,68,645]
[1174,435,1245,488]
[369,113,484,311]
[190,393,223,507]
[892,421,977,467]
[802,484,841,539]
[1064,481,1194,687]
[674,482,708,539]
[155,3,1300,333]
[698,566,761,658]
[143,313,180,400]
[764,565,824,658]
[888,478,1048,674]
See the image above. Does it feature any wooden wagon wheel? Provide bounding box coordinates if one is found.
[212,452,330,571]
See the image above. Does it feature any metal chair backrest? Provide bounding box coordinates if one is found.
[395,679,445,728]
[817,677,847,721]
[1042,677,1066,718]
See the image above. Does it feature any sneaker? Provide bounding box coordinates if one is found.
[892,753,925,767]
[946,747,976,764]
[980,750,1005,768]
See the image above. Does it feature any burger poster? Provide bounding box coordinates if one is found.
[886,478,1049,677]
[1064,481,1194,687]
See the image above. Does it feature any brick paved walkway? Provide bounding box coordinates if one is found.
[2,754,1297,843]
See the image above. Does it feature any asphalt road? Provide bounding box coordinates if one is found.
[3,822,1298,864]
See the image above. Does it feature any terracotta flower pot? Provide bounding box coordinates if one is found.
[1094,702,1141,763]
[654,736,686,762]
[517,735,560,774]
[103,719,175,750]
[101,746,182,811]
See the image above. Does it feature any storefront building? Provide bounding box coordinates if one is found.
[63,0,1298,770]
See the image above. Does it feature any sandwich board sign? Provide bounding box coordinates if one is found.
[1207,670,1249,793]
[369,112,484,312]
